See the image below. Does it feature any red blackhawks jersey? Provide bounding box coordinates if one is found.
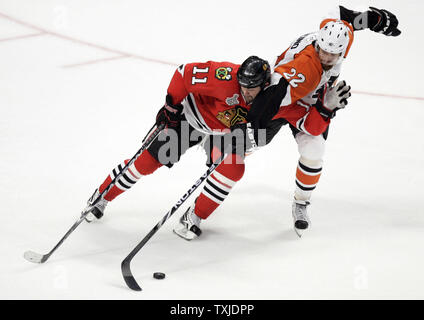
[271,19,354,136]
[167,61,251,135]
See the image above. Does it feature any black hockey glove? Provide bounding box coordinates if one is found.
[314,81,351,119]
[368,7,401,36]
[156,94,183,129]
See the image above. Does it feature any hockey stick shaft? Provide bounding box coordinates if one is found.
[88,123,164,211]
[24,214,87,263]
[121,150,229,291]
[24,124,164,264]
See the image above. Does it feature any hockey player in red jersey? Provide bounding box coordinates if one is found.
[245,5,401,236]
[84,56,276,240]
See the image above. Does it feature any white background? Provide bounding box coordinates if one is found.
[0,0,423,299]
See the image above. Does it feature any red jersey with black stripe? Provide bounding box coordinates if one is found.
[167,61,252,135]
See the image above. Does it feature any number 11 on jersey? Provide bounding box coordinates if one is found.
[192,66,209,85]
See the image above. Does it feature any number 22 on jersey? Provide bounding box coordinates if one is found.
[283,68,305,87]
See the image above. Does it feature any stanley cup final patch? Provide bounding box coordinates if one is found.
[225,94,239,106]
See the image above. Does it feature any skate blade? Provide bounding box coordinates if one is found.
[294,227,303,238]
[83,212,96,223]
[173,227,197,241]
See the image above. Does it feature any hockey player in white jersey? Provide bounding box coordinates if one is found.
[244,5,401,236]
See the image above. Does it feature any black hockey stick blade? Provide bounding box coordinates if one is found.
[24,250,49,264]
[120,149,229,291]
[121,258,142,291]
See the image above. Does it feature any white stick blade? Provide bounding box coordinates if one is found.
[24,251,45,263]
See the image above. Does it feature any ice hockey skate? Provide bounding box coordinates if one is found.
[173,204,202,240]
[84,189,109,222]
[292,199,310,238]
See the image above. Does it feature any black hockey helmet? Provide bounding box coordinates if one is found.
[237,56,271,89]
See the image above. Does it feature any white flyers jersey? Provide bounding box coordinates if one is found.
[270,18,354,108]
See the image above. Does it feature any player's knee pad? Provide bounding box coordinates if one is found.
[295,132,326,162]
[133,150,162,175]
[216,153,245,182]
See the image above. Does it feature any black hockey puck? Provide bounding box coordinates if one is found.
[153,272,166,280]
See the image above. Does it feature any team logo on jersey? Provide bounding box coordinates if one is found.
[216,106,248,128]
[290,33,311,49]
[215,67,232,81]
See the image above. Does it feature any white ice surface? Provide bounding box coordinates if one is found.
[0,0,423,299]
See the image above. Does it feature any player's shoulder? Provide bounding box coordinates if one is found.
[181,61,239,83]
[275,43,322,79]
[179,61,241,97]
[276,33,319,67]
[207,61,240,82]
[287,32,317,53]
[296,45,321,69]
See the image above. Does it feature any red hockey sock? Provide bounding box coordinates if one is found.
[194,153,245,219]
[99,150,162,201]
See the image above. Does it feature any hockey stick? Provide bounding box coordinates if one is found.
[24,123,165,264]
[121,149,229,291]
